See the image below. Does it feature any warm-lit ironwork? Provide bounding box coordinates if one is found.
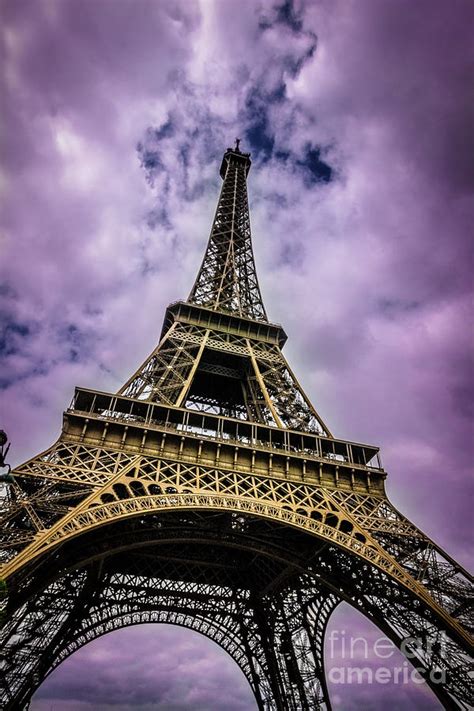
[1,145,472,710]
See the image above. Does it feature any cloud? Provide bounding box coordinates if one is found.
[32,624,254,711]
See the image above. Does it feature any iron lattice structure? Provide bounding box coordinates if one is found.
[1,145,473,710]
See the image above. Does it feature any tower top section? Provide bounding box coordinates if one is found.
[188,142,267,321]
[220,139,252,179]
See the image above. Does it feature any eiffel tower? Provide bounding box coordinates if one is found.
[1,142,473,710]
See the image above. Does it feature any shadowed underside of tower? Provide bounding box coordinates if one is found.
[1,144,473,711]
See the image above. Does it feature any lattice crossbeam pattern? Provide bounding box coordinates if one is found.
[2,441,473,706]
[1,551,336,711]
[119,321,331,435]
[188,148,267,320]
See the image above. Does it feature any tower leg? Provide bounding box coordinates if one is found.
[1,568,99,710]
[311,543,474,709]
[251,584,338,711]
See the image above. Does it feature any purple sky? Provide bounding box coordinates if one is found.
[1,0,473,708]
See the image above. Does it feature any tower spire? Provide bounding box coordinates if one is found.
[188,144,267,321]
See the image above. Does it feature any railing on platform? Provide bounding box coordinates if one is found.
[68,387,383,471]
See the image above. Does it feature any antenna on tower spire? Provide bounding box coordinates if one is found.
[234,137,241,152]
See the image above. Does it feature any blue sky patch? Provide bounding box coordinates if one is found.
[246,121,274,161]
[297,147,332,184]
[0,319,31,357]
